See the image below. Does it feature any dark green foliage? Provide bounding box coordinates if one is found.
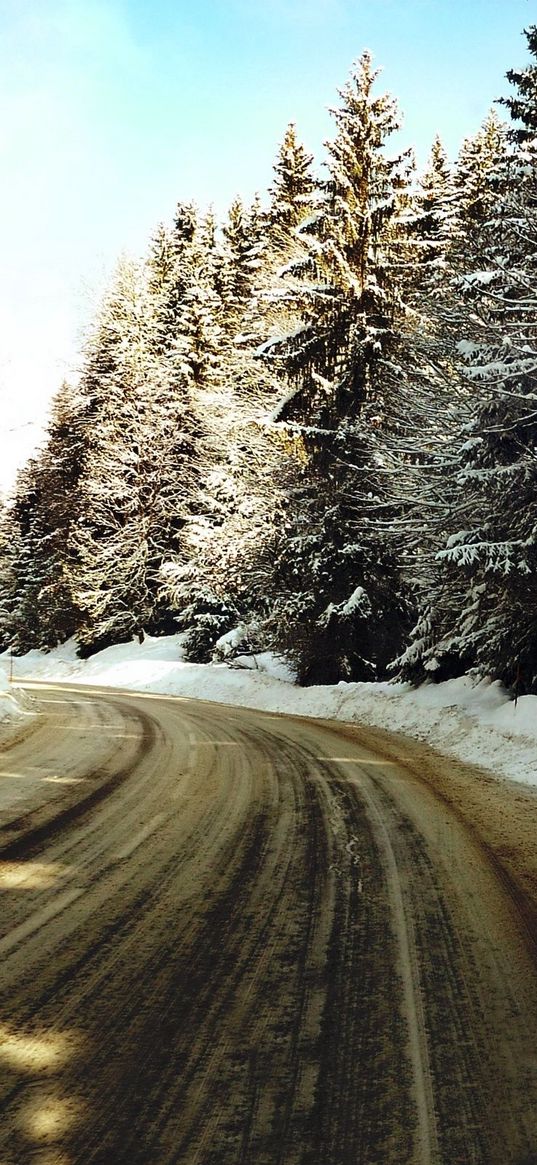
[0,383,85,653]
[171,586,239,664]
[262,478,411,684]
[501,25,537,142]
[401,32,537,693]
[253,52,416,682]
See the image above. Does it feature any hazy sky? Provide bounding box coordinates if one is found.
[0,0,533,490]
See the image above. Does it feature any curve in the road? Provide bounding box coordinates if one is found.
[0,685,536,1164]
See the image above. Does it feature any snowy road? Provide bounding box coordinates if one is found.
[1,684,537,1163]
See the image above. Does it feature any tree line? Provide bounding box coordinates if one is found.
[1,29,537,693]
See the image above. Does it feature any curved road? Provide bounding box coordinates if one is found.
[0,683,537,1164]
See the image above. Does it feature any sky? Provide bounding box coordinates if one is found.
[0,0,534,491]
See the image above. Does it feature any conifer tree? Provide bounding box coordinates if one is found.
[453,112,510,267]
[159,189,284,662]
[501,25,537,142]
[267,123,316,252]
[410,136,456,288]
[159,132,318,664]
[219,195,269,338]
[254,52,416,682]
[147,203,223,386]
[401,31,537,692]
[72,258,202,653]
[0,382,85,652]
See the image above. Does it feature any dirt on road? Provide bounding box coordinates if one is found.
[0,684,536,1164]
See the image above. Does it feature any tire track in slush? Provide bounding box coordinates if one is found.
[1,703,410,1165]
[302,762,415,1165]
[356,758,537,1164]
[2,687,537,1164]
[143,737,329,1165]
[347,768,441,1165]
[0,699,159,861]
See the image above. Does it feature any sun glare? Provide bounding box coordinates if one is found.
[23,1094,82,1141]
[0,1025,79,1073]
[0,862,69,890]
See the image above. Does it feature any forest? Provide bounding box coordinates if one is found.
[1,26,536,693]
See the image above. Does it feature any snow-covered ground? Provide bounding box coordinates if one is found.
[0,666,36,723]
[1,634,536,788]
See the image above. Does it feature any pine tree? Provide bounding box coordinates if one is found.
[453,112,511,269]
[267,123,316,252]
[401,31,537,692]
[410,136,456,288]
[501,25,537,142]
[219,195,269,337]
[254,52,416,683]
[0,382,85,653]
[158,149,318,664]
[72,258,202,653]
[158,191,284,662]
[147,203,223,386]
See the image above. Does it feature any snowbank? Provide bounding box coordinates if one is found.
[2,636,536,788]
[0,667,35,723]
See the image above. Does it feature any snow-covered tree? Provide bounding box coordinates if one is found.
[453,112,511,268]
[0,382,86,652]
[159,160,315,663]
[501,25,537,143]
[73,258,203,653]
[267,123,317,253]
[148,203,223,387]
[252,52,416,682]
[410,136,457,289]
[401,30,537,692]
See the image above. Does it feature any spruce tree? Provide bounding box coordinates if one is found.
[402,32,537,692]
[267,123,316,252]
[501,25,537,142]
[254,52,415,683]
[0,383,85,652]
[72,258,202,653]
[410,136,457,289]
[451,111,511,283]
[159,190,283,662]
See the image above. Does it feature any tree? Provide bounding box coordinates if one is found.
[158,196,284,662]
[501,25,537,142]
[267,123,317,253]
[451,111,511,280]
[0,382,85,652]
[410,136,456,289]
[148,203,223,388]
[252,52,416,682]
[401,31,537,692]
[72,258,202,653]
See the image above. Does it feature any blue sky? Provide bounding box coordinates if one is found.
[0,0,533,488]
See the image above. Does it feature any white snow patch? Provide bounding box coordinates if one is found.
[214,626,248,658]
[340,586,371,618]
[0,666,35,721]
[3,636,537,789]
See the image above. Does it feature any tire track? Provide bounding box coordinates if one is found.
[1,687,537,1164]
[0,697,159,860]
[347,768,440,1165]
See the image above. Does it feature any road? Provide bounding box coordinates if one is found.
[1,683,537,1164]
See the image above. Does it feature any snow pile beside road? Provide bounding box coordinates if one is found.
[3,634,188,683]
[0,668,35,722]
[333,676,537,787]
[3,635,537,788]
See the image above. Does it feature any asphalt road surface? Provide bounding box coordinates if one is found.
[1,683,537,1165]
